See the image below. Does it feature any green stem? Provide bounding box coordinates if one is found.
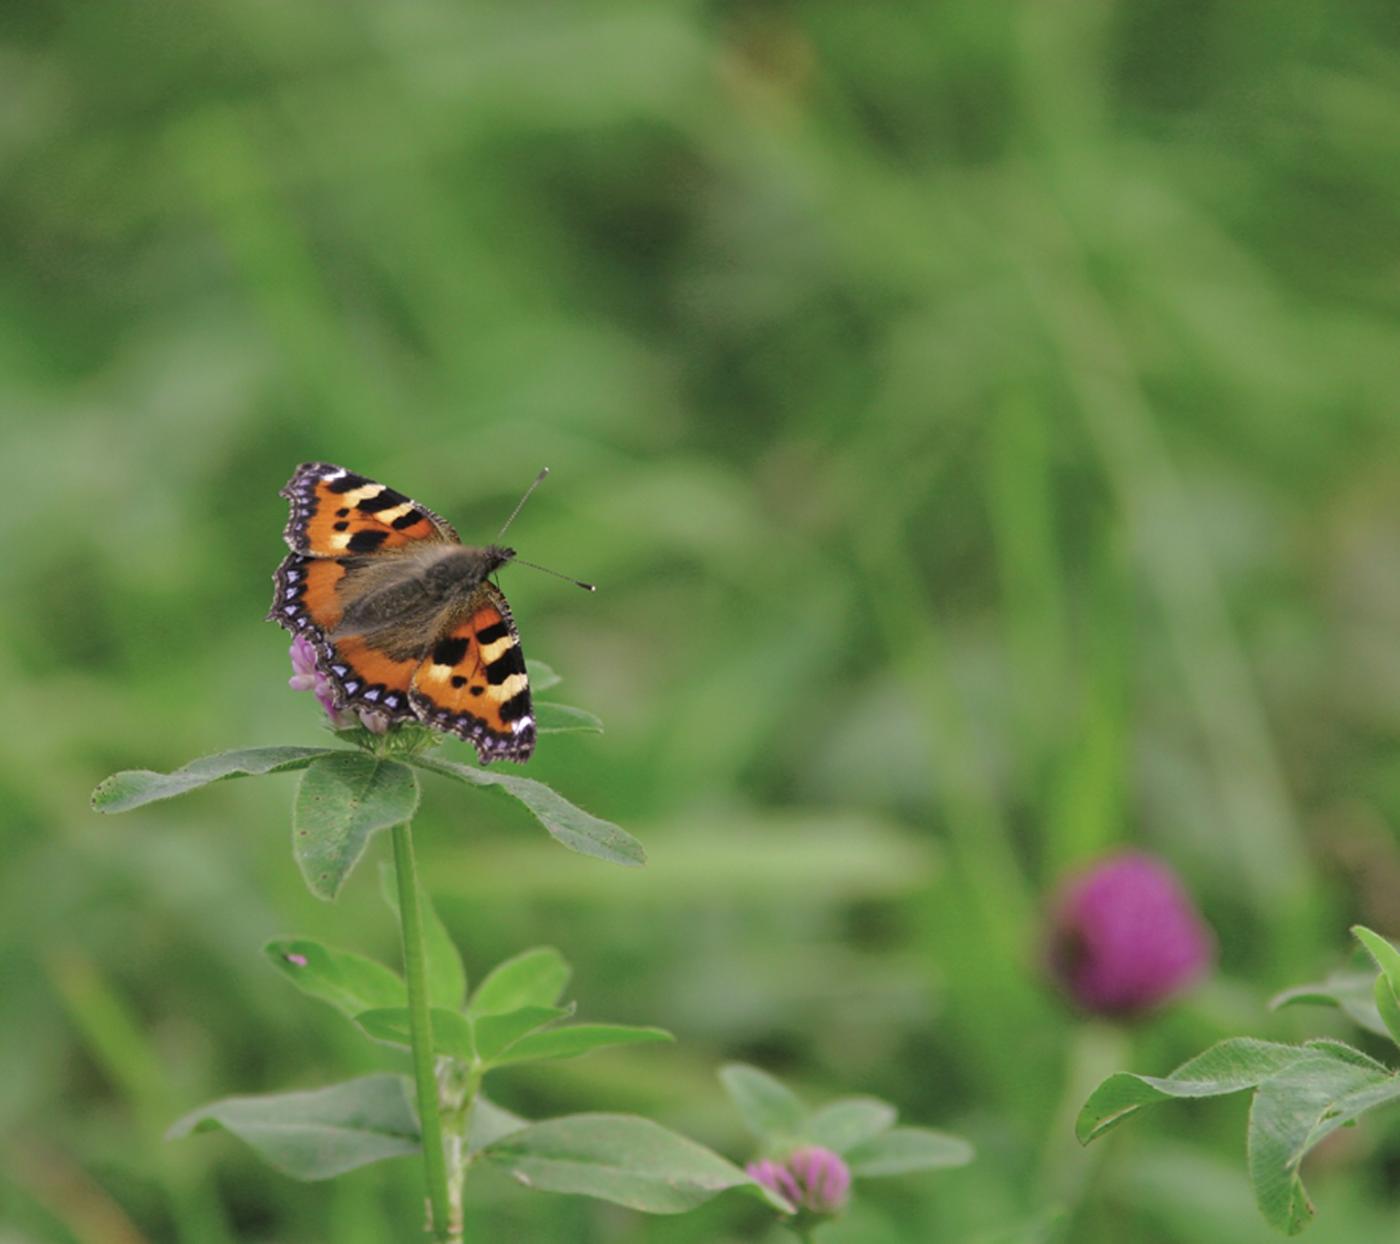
[392,821,455,1242]
[440,1065,482,1239]
[1034,1020,1130,1227]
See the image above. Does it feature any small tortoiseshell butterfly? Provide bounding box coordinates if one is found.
[268,462,563,764]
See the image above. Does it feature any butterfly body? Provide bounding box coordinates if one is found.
[269,463,536,763]
[334,544,516,649]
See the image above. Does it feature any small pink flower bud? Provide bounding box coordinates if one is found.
[358,709,391,736]
[747,1146,851,1214]
[1048,851,1214,1017]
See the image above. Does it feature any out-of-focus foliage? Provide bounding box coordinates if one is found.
[5,1,1400,1240]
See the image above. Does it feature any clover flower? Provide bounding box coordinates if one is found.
[287,636,358,730]
[748,1146,851,1215]
[1048,850,1214,1017]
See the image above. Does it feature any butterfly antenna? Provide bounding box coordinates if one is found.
[496,467,551,541]
[512,556,596,592]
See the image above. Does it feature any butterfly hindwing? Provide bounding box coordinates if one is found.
[281,462,458,557]
[410,584,536,763]
[268,553,421,722]
[321,634,421,720]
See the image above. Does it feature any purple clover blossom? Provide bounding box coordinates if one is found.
[748,1146,851,1215]
[1048,850,1214,1018]
[287,636,357,730]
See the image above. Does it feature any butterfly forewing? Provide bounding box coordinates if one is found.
[281,462,458,556]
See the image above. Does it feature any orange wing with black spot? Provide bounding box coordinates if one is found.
[410,585,535,763]
[279,462,458,556]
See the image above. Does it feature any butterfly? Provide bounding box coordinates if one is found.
[268,463,541,763]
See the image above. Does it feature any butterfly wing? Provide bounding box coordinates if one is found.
[270,464,456,724]
[268,553,425,722]
[410,583,536,763]
[279,462,458,557]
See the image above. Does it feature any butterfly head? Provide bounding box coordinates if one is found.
[485,544,517,572]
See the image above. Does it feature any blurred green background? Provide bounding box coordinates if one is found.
[6,2,1400,1240]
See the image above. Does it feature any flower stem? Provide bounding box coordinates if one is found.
[1034,1020,1129,1225]
[391,821,455,1242]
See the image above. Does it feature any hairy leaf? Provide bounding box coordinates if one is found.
[1270,969,1389,1039]
[1247,1050,1400,1234]
[719,1064,808,1142]
[167,1075,419,1180]
[1077,1037,1400,1236]
[92,747,335,812]
[294,754,418,900]
[1076,1038,1308,1143]
[481,1113,790,1214]
[469,1095,529,1153]
[534,702,604,735]
[469,947,571,1018]
[490,1023,674,1067]
[1353,926,1400,1046]
[355,1007,475,1061]
[844,1127,974,1176]
[411,754,643,867]
[525,660,562,693]
[474,1005,573,1062]
[263,939,403,1017]
[802,1097,898,1154]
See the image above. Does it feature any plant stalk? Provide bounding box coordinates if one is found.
[391,821,455,1242]
[1033,1020,1129,1227]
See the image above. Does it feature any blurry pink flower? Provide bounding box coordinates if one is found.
[287,637,356,729]
[1048,851,1214,1017]
[748,1146,851,1214]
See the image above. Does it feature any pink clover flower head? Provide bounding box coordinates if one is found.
[288,633,319,688]
[286,637,356,729]
[1048,850,1213,1018]
[747,1146,851,1215]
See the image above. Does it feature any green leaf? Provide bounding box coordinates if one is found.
[802,1097,898,1153]
[1353,926,1400,1045]
[843,1127,974,1176]
[534,702,604,735]
[1076,1038,1308,1144]
[480,1113,790,1214]
[263,939,404,1017]
[377,862,467,1010]
[469,947,571,1018]
[92,746,336,812]
[719,1064,808,1143]
[294,754,419,900]
[1246,1049,1400,1234]
[469,1095,529,1154]
[1270,969,1390,1039]
[355,1007,476,1061]
[411,754,643,867]
[1352,926,1400,990]
[1075,1036,1400,1234]
[1374,976,1400,1047]
[474,1005,573,1062]
[167,1075,419,1180]
[490,1023,674,1067]
[526,660,562,692]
